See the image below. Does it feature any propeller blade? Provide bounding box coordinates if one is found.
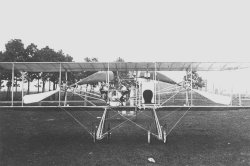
[23,89,59,104]
[193,89,231,105]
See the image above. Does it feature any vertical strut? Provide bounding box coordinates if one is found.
[107,62,110,104]
[135,71,138,107]
[154,62,156,105]
[59,63,62,106]
[21,72,24,107]
[239,92,242,106]
[185,70,189,106]
[158,80,160,105]
[64,71,68,106]
[191,63,193,106]
[11,63,14,106]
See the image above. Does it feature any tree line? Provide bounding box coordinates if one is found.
[0,39,100,99]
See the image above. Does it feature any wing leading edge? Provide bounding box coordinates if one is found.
[0,62,249,72]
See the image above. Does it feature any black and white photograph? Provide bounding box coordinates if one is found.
[0,0,250,165]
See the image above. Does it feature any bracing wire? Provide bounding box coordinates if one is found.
[59,107,93,136]
[166,107,191,137]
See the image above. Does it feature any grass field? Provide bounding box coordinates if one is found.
[1,108,250,166]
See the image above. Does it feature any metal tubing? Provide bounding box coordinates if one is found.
[135,71,138,106]
[185,70,189,106]
[59,63,62,106]
[21,72,24,107]
[191,63,193,106]
[107,62,109,103]
[239,93,242,106]
[64,71,68,106]
[154,62,156,105]
[11,63,14,106]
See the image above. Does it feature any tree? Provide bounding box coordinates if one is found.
[4,39,28,62]
[2,39,28,99]
[0,51,4,61]
[84,57,98,63]
[0,39,75,99]
[0,51,4,91]
[26,43,38,60]
[25,43,39,93]
[184,70,205,89]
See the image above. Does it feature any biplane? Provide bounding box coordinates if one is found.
[0,62,250,143]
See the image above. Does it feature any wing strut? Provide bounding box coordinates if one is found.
[191,63,193,106]
[59,63,62,106]
[64,70,68,106]
[21,71,25,107]
[11,63,14,106]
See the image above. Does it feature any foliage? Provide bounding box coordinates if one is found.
[4,39,29,62]
[184,71,205,89]
[0,39,74,94]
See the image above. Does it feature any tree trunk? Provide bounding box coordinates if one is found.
[53,82,56,100]
[15,77,18,93]
[53,82,56,90]
[49,80,51,91]
[38,78,40,93]
[6,87,10,100]
[42,81,45,92]
[27,80,30,94]
[6,80,11,100]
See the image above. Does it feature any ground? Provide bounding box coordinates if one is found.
[1,108,250,166]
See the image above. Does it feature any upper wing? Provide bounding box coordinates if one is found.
[0,62,249,72]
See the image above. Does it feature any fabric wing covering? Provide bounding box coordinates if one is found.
[139,71,176,84]
[193,89,231,105]
[1,62,249,72]
[77,71,114,85]
[23,89,59,104]
[77,71,176,85]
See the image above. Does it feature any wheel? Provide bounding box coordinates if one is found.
[147,130,151,144]
[163,130,167,144]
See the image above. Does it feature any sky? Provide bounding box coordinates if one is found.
[1,0,250,93]
[0,0,250,62]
